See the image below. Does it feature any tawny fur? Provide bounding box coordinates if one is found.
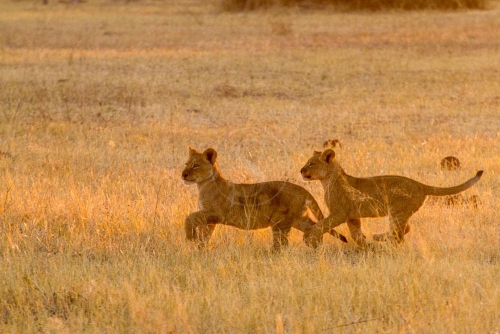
[300,149,483,248]
[182,147,347,250]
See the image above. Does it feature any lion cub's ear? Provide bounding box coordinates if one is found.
[320,149,335,164]
[188,146,199,157]
[203,148,218,165]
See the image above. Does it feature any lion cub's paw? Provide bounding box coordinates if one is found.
[303,227,323,249]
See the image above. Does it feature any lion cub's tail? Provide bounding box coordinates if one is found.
[424,170,483,197]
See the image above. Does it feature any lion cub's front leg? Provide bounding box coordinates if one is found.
[304,213,348,248]
[346,219,367,247]
[185,211,220,248]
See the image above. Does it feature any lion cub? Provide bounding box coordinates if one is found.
[182,147,347,251]
[300,149,483,247]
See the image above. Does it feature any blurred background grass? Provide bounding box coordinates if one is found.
[0,0,499,332]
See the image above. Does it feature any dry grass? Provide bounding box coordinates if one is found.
[1,0,500,332]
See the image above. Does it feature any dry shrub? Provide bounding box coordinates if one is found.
[220,0,488,10]
[213,83,240,98]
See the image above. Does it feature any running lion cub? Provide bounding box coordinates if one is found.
[182,147,347,251]
[300,149,483,248]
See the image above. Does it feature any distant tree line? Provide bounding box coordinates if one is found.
[220,0,488,11]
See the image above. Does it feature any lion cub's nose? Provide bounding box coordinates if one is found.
[300,167,306,174]
[182,171,189,179]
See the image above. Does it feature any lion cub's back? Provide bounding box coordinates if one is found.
[362,174,427,198]
[237,181,314,210]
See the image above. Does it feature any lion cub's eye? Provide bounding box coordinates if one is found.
[308,163,314,168]
[193,164,200,169]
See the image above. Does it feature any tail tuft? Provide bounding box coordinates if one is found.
[477,170,484,178]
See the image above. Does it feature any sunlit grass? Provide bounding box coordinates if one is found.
[0,0,499,332]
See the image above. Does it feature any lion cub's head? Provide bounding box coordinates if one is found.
[182,147,218,184]
[300,149,337,181]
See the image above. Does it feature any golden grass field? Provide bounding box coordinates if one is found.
[1,0,499,332]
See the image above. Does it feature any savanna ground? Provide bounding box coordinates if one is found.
[1,0,499,332]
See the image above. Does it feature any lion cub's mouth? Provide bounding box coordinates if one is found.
[182,174,196,184]
[301,174,312,180]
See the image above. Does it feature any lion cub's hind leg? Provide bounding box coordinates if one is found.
[373,194,425,243]
[389,216,411,243]
[372,224,411,242]
[271,223,292,252]
[373,215,411,243]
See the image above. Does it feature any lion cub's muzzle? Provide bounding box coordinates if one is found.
[182,170,195,184]
[300,167,312,180]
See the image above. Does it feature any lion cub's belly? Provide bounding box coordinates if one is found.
[351,200,388,218]
[222,206,275,230]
